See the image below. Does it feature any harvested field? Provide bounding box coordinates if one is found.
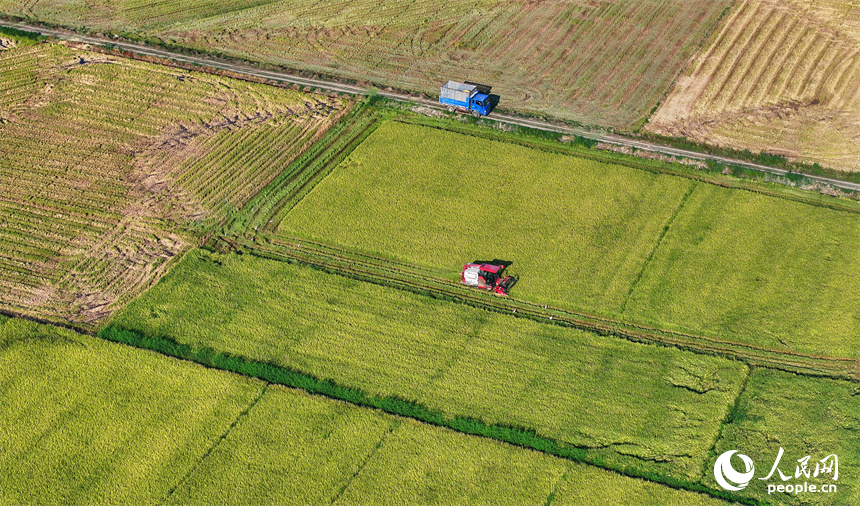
[111,249,749,480]
[647,0,860,172]
[0,0,732,128]
[0,41,345,324]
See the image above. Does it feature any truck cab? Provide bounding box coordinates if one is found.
[469,93,492,116]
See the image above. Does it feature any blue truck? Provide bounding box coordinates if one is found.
[440,81,492,117]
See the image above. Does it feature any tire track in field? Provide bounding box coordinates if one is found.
[542,468,571,506]
[699,365,752,483]
[161,383,270,505]
[618,181,698,314]
[244,235,858,380]
[328,420,401,505]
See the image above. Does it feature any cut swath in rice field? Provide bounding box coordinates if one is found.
[276,120,860,362]
[279,120,694,317]
[647,0,860,172]
[0,41,346,324]
[0,0,731,129]
[109,248,749,480]
[227,102,385,235]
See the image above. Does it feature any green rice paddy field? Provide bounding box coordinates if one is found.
[107,248,860,505]
[0,318,264,505]
[169,386,730,506]
[0,318,729,506]
[110,248,748,479]
[3,28,859,504]
[707,369,860,506]
[278,121,860,358]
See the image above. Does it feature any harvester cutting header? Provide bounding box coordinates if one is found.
[461,263,517,296]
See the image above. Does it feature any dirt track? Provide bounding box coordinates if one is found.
[3,19,860,194]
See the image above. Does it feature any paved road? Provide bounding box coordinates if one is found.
[4,19,860,193]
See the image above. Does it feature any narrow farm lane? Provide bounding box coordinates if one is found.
[4,19,859,193]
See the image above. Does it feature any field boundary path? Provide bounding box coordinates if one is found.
[4,19,860,194]
[227,233,859,381]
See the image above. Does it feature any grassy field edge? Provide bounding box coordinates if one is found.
[392,111,860,214]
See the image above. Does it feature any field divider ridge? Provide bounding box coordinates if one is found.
[232,234,858,380]
[327,420,401,505]
[619,181,699,314]
[699,364,753,485]
[95,324,762,506]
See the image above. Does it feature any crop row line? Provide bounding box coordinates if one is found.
[229,102,381,234]
[239,235,857,380]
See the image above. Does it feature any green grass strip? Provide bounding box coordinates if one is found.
[97,325,765,506]
[0,25,48,42]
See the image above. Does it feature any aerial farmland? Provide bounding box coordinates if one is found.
[1,1,858,505]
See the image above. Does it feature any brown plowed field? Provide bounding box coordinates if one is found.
[0,0,731,129]
[647,0,860,172]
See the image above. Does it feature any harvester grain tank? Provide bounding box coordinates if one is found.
[440,81,492,117]
[461,263,517,296]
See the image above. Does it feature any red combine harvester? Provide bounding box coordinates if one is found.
[461,263,517,296]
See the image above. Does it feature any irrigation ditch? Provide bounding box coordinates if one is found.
[95,323,766,506]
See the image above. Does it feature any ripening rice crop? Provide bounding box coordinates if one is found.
[278,121,860,359]
[111,248,749,479]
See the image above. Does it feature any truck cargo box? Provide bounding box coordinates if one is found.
[440,81,477,107]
